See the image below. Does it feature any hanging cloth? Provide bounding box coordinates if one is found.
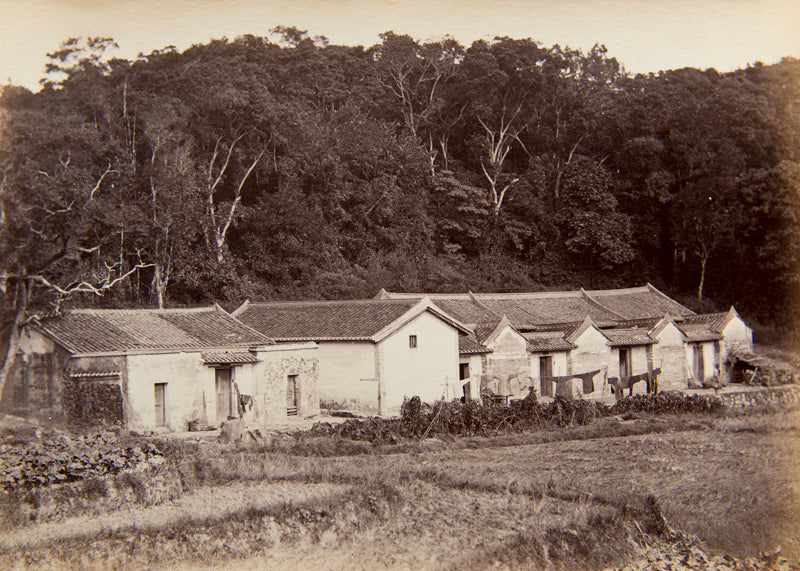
[574,369,601,394]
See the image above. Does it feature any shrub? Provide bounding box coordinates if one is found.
[308,391,728,445]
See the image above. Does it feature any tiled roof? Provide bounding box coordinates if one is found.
[523,332,577,352]
[65,369,121,378]
[233,299,422,341]
[473,293,622,328]
[473,322,500,344]
[680,312,727,332]
[603,328,657,347]
[678,323,724,342]
[611,317,661,330]
[459,334,492,355]
[584,284,695,319]
[429,299,500,326]
[377,285,696,328]
[202,351,260,365]
[36,307,273,354]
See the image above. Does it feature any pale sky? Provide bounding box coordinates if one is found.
[1,0,798,91]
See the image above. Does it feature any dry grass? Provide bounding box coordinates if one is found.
[0,407,797,569]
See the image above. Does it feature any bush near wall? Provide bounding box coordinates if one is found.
[309,392,726,443]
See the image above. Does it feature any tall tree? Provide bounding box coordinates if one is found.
[0,92,149,394]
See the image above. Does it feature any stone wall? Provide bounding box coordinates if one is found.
[721,386,800,408]
[257,344,319,424]
[1,327,72,424]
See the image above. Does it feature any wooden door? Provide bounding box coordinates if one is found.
[154,383,166,427]
[694,345,705,383]
[216,368,232,423]
[539,356,553,397]
[287,374,298,416]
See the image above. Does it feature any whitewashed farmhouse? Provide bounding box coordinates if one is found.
[1,306,319,431]
[233,298,470,415]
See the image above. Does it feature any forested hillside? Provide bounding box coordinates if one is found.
[1,30,798,334]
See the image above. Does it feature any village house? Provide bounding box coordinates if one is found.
[678,307,753,386]
[376,284,754,399]
[0,306,319,432]
[233,298,471,415]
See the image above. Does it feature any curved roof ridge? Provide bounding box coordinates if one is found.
[243,298,418,307]
[472,290,583,299]
[64,306,225,316]
[374,291,472,300]
[467,291,503,320]
[583,284,651,295]
[579,288,629,321]
[645,283,696,315]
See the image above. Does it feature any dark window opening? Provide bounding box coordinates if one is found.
[409,335,417,348]
[459,362,470,380]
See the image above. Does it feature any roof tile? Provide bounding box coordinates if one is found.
[37,307,272,353]
[459,334,492,355]
[523,332,577,352]
[603,329,657,347]
[235,299,420,341]
[584,285,695,319]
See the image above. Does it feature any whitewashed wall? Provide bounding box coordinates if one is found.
[484,327,530,380]
[254,343,319,423]
[315,341,378,412]
[380,311,459,415]
[125,352,209,432]
[571,327,613,397]
[652,323,687,391]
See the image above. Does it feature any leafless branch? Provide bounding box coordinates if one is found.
[31,258,153,297]
[88,163,118,200]
[209,133,246,194]
[44,199,76,217]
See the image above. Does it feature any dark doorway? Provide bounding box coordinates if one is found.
[619,348,631,379]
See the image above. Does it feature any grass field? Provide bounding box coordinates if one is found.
[0,408,798,570]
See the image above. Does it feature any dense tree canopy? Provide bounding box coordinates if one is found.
[2,31,798,340]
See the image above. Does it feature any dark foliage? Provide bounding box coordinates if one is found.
[0,430,164,492]
[608,392,725,415]
[308,391,725,443]
[1,34,797,339]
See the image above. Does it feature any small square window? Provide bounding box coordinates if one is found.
[409,335,417,348]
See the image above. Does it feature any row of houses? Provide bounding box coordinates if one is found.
[1,284,753,432]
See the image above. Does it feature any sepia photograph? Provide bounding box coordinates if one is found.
[0,0,798,568]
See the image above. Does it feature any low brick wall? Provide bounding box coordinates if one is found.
[719,385,800,408]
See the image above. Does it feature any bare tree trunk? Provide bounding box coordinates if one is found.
[698,253,708,302]
[0,280,29,401]
[152,263,165,309]
[212,146,266,263]
[553,138,583,201]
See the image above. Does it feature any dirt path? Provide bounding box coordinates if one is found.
[0,480,346,550]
